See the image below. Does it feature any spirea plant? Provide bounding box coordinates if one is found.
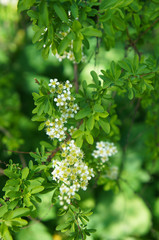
[0,0,159,239]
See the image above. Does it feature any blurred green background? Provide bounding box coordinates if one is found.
[0,1,159,240]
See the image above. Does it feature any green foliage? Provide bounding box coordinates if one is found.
[1,0,159,239]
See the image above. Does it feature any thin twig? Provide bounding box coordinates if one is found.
[126,28,141,59]
[19,153,27,168]
[0,126,12,138]
[46,146,61,162]
[134,18,159,44]
[34,78,40,85]
[6,150,36,154]
[0,168,4,175]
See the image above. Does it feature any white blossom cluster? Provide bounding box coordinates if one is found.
[45,78,79,141]
[92,141,117,163]
[51,140,94,208]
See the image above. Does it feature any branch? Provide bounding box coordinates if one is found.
[46,146,61,162]
[6,150,36,154]
[34,78,40,85]
[134,18,159,44]
[126,28,141,59]
[0,168,4,175]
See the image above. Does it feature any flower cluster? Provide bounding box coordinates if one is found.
[45,79,79,141]
[51,140,94,208]
[92,141,117,163]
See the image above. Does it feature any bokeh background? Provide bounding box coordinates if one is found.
[1,1,159,240]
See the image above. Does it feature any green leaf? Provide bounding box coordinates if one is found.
[40,141,53,150]
[4,169,19,179]
[38,122,45,131]
[21,167,29,180]
[73,38,82,53]
[71,2,78,18]
[118,60,132,72]
[27,10,39,20]
[56,222,71,231]
[75,107,92,120]
[53,3,68,23]
[81,27,102,37]
[11,218,28,227]
[31,186,44,194]
[32,27,45,44]
[134,14,141,27]
[12,208,30,218]
[76,135,83,148]
[0,205,8,218]
[72,130,83,138]
[90,71,99,86]
[72,20,82,32]
[17,0,36,13]
[74,193,81,201]
[2,225,13,240]
[93,104,104,113]
[99,119,110,134]
[39,0,49,26]
[85,133,94,144]
[100,0,118,9]
[128,88,134,100]
[58,36,71,55]
[31,115,46,122]
[86,116,94,131]
[57,208,67,216]
[112,15,125,31]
